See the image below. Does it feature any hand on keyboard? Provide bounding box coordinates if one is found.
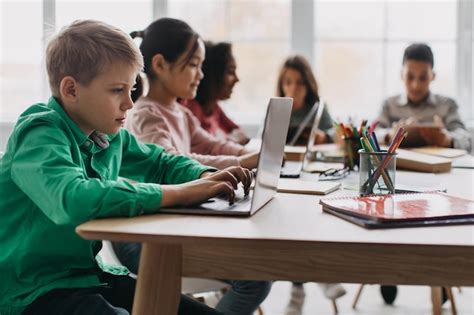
[160,166,254,207]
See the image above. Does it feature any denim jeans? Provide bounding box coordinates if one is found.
[22,271,222,315]
[112,241,272,315]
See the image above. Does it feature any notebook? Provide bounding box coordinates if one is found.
[320,192,474,229]
[277,178,341,195]
[322,207,474,229]
[160,97,293,217]
[280,101,326,178]
[396,149,452,173]
[250,178,341,195]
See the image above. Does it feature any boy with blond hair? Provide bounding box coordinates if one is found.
[0,20,251,315]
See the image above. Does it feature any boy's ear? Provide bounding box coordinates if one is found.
[59,76,78,102]
[151,54,168,76]
[431,71,436,81]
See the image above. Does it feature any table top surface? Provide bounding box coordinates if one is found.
[77,168,474,248]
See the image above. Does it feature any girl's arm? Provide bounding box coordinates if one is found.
[129,105,244,169]
[188,110,244,156]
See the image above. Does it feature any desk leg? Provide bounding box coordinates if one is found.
[132,243,182,315]
[430,286,442,315]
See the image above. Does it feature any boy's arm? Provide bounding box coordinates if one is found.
[119,129,214,184]
[443,100,472,151]
[10,125,181,225]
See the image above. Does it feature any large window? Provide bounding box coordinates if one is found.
[56,0,152,36]
[0,0,472,126]
[168,0,291,122]
[314,0,457,119]
[1,0,43,121]
[0,0,152,121]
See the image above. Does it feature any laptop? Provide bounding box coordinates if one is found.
[160,97,293,217]
[280,101,326,178]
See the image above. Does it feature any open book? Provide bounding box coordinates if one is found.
[320,192,474,229]
[401,124,440,147]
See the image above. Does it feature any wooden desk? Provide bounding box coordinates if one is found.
[76,169,474,315]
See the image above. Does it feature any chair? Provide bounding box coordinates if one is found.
[99,241,263,314]
[352,284,458,315]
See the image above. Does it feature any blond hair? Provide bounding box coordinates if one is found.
[46,20,143,96]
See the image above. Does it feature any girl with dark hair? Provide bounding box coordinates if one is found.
[277,55,345,315]
[183,41,249,145]
[127,18,258,170]
[276,55,334,146]
[113,18,270,315]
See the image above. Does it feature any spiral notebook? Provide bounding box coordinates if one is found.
[320,192,474,229]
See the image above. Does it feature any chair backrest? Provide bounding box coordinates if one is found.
[99,241,230,294]
[100,241,137,278]
[181,278,230,295]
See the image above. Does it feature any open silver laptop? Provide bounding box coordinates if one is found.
[160,97,293,217]
[280,101,326,178]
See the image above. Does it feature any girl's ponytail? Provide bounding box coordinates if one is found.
[130,30,144,39]
[131,74,143,103]
[130,30,144,102]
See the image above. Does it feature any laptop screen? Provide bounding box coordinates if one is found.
[251,97,293,214]
[304,101,325,156]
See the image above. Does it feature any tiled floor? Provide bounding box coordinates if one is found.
[260,281,473,315]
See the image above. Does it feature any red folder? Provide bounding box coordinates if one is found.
[320,192,474,229]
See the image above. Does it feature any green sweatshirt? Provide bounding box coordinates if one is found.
[0,97,212,315]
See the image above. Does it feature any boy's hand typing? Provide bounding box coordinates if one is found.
[160,166,253,207]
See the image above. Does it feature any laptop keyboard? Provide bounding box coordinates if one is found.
[202,189,253,212]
